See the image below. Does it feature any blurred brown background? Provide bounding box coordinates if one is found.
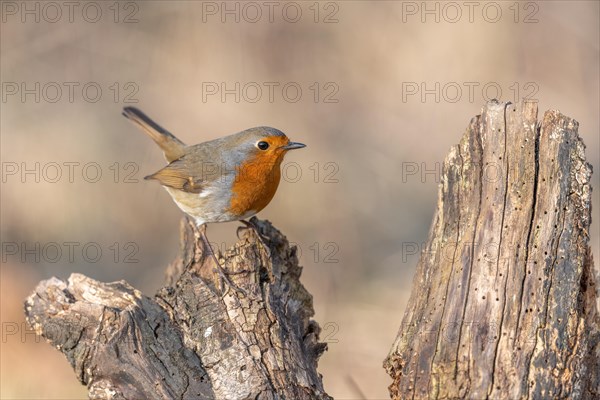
[1,1,598,399]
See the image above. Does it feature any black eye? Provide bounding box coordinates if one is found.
[257,141,269,150]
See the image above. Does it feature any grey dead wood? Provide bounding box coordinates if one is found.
[384,100,599,399]
[25,217,331,400]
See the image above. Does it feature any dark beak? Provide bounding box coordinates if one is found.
[281,142,306,150]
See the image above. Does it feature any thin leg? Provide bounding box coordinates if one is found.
[237,219,271,257]
[199,224,247,296]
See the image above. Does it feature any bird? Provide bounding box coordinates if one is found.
[122,107,305,292]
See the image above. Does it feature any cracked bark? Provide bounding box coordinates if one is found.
[24,217,331,400]
[384,101,599,399]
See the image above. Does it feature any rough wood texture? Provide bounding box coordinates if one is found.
[25,217,330,400]
[384,100,598,399]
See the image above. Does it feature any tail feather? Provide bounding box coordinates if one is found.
[122,107,186,162]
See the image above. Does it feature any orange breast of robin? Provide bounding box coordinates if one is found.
[228,140,287,217]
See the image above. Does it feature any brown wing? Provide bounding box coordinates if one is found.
[145,160,204,194]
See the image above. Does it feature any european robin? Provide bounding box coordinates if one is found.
[122,107,305,291]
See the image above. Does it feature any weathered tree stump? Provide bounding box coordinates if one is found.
[25,217,331,400]
[384,100,598,399]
